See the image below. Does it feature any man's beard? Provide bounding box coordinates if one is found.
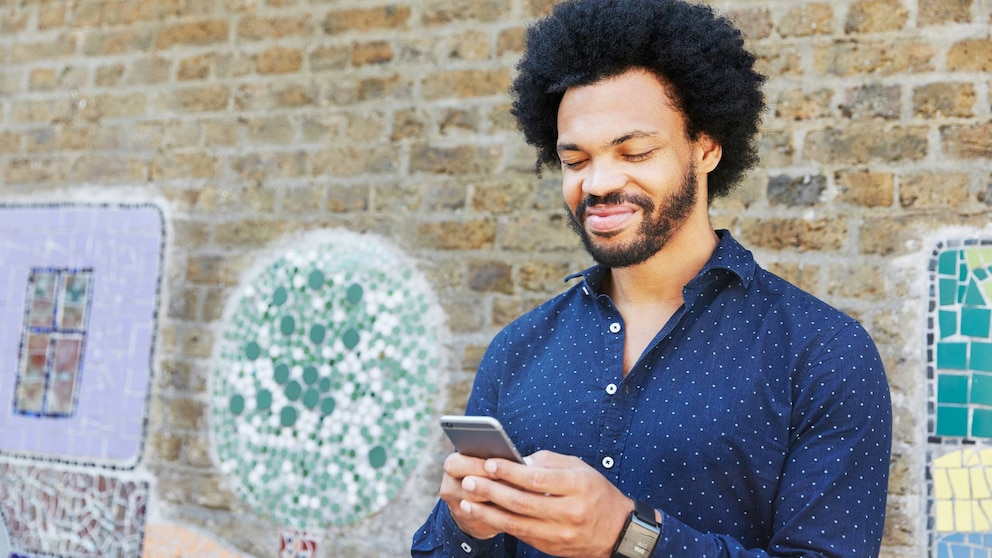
[566,162,698,268]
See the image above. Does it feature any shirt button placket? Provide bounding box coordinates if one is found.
[602,456,615,469]
[609,322,622,333]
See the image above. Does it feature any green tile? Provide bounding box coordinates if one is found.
[939,250,959,276]
[938,374,969,404]
[966,278,988,306]
[937,405,969,436]
[974,373,992,405]
[972,342,992,372]
[962,307,992,338]
[961,262,970,282]
[938,309,958,338]
[940,278,959,306]
[937,342,968,370]
[974,408,992,439]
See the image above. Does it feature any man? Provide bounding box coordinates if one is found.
[412,0,892,556]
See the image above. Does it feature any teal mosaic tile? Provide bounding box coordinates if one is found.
[936,405,969,437]
[972,374,992,405]
[939,374,970,404]
[962,307,991,338]
[940,250,958,276]
[966,278,987,306]
[940,310,959,338]
[938,342,968,370]
[974,408,992,438]
[972,342,992,372]
[941,278,960,306]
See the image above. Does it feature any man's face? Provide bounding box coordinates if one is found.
[556,69,714,268]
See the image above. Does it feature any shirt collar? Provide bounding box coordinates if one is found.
[564,229,756,295]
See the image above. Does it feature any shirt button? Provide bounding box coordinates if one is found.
[461,542,473,553]
[609,322,621,333]
[605,383,618,395]
[602,456,614,469]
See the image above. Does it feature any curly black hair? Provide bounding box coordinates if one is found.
[510,0,765,200]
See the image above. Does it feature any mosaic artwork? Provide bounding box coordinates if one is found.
[0,461,149,558]
[929,240,992,557]
[0,204,164,467]
[211,230,444,529]
[141,523,248,558]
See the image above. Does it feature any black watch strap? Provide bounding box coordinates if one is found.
[612,500,660,558]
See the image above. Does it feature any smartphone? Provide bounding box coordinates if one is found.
[440,415,525,464]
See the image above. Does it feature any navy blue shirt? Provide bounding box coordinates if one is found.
[412,231,891,557]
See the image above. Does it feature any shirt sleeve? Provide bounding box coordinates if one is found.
[649,321,892,558]
[411,333,518,557]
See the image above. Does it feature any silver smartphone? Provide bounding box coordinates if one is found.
[440,415,525,464]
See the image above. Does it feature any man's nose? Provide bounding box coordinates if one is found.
[582,161,626,197]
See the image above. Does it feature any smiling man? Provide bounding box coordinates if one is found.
[412,1,892,557]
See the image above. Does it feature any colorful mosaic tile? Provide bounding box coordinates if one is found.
[0,461,149,558]
[930,240,992,555]
[0,204,164,468]
[211,230,443,528]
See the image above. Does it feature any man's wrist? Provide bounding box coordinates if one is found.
[611,500,661,558]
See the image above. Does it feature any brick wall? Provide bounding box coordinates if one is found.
[0,0,987,556]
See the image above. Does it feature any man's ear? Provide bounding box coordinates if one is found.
[695,133,722,175]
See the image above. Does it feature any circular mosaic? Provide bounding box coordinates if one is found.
[211,231,443,528]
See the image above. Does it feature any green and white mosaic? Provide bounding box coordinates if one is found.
[211,231,442,528]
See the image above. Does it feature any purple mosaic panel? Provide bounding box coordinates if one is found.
[0,205,163,468]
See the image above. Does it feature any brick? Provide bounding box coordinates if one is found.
[439,108,481,135]
[352,40,393,66]
[254,46,303,74]
[38,4,66,30]
[0,131,21,153]
[1,9,28,33]
[9,33,75,63]
[493,296,548,327]
[391,108,428,141]
[279,183,324,213]
[5,156,68,184]
[899,172,970,208]
[157,21,229,49]
[28,68,56,91]
[236,15,310,41]
[751,43,803,78]
[214,218,288,247]
[726,8,772,41]
[835,170,894,207]
[471,175,560,214]
[215,53,252,78]
[499,214,580,252]
[519,260,572,293]
[767,174,826,206]
[325,74,413,104]
[78,92,147,120]
[178,54,213,80]
[416,219,497,250]
[147,432,183,463]
[839,84,901,120]
[947,39,992,71]
[826,261,888,300]
[445,30,492,61]
[95,63,125,86]
[232,152,307,181]
[814,39,933,76]
[941,121,992,158]
[497,27,526,56]
[468,260,513,294]
[845,0,908,33]
[913,82,975,118]
[409,144,501,175]
[322,6,411,34]
[163,396,206,429]
[854,215,992,255]
[82,28,154,55]
[738,217,846,252]
[774,88,832,121]
[423,0,507,24]
[152,153,221,180]
[11,98,74,124]
[71,155,148,183]
[309,44,350,71]
[803,123,927,164]
[161,85,230,113]
[243,115,296,145]
[777,3,832,37]
[765,261,820,294]
[313,145,397,176]
[919,0,972,25]
[422,68,511,100]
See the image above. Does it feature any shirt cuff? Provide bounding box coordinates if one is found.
[438,501,501,557]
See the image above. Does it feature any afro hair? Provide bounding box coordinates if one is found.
[510,0,765,200]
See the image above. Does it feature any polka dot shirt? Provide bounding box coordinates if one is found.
[413,231,892,557]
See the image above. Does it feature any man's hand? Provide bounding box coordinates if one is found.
[440,451,507,540]
[457,450,635,558]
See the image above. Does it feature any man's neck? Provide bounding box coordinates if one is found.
[603,219,719,307]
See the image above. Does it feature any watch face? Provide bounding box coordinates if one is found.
[615,516,660,557]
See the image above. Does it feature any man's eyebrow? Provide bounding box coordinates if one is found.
[556,130,660,155]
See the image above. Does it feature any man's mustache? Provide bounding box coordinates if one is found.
[575,191,655,221]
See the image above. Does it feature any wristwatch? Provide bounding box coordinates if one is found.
[611,500,660,558]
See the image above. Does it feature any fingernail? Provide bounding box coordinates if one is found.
[460,500,472,513]
[463,478,476,492]
[523,456,533,466]
[484,460,497,473]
